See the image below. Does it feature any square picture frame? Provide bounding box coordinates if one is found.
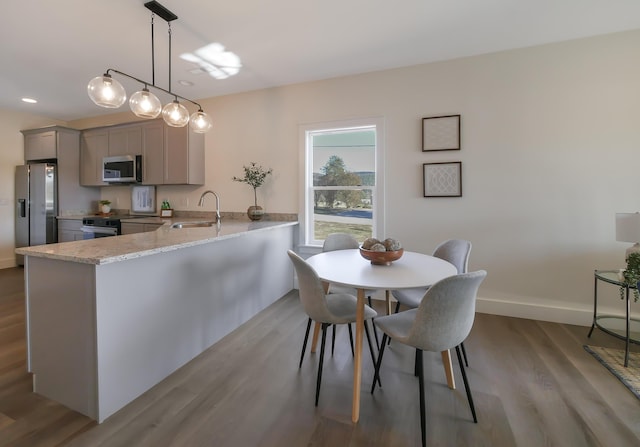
[423,162,462,197]
[422,114,460,151]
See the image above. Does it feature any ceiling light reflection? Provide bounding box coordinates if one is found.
[180,42,241,80]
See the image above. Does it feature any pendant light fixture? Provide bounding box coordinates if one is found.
[87,1,213,133]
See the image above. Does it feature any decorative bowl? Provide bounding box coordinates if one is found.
[359,247,404,265]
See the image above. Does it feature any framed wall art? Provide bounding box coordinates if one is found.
[423,162,462,197]
[422,114,460,151]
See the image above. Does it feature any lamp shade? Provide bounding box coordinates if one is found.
[129,88,162,118]
[162,100,190,127]
[189,110,213,133]
[87,74,126,108]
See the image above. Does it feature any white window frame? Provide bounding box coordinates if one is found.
[298,117,385,251]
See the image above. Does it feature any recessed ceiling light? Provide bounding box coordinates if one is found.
[178,80,194,86]
[22,97,37,104]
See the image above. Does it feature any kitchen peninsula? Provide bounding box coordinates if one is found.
[16,220,297,423]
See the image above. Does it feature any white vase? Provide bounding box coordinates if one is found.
[101,204,111,214]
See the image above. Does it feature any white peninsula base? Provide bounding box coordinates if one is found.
[23,223,295,422]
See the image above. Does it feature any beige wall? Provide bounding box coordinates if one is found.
[3,29,639,323]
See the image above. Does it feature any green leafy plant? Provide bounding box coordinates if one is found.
[233,162,273,207]
[99,200,111,206]
[620,252,640,302]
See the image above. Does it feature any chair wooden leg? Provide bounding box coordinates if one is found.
[455,345,477,423]
[316,323,329,406]
[371,333,388,394]
[364,321,381,387]
[299,318,312,369]
[461,341,469,367]
[348,323,354,357]
[416,349,426,447]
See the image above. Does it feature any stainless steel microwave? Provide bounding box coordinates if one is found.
[103,155,142,183]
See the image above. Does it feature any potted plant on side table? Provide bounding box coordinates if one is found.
[233,162,273,221]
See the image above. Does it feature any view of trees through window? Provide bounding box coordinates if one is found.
[310,128,376,243]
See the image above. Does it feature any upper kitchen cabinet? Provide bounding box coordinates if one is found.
[22,126,100,213]
[80,129,108,186]
[141,121,164,185]
[140,120,205,185]
[164,125,205,185]
[80,120,204,186]
[108,124,142,156]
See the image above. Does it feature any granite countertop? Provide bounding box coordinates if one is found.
[16,220,298,265]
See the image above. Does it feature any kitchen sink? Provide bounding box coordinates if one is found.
[170,221,217,229]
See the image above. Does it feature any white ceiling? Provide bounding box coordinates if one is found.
[3,0,640,122]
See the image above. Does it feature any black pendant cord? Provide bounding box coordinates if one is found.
[150,13,155,86]
[168,22,172,96]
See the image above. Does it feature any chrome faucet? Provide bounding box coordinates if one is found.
[198,190,221,223]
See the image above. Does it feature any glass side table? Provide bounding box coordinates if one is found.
[588,270,640,366]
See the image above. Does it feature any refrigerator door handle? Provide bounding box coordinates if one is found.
[18,198,26,218]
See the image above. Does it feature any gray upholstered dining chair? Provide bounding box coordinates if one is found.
[391,239,472,364]
[322,233,379,350]
[372,270,487,447]
[288,250,379,406]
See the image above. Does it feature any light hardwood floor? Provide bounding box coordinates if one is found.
[1,266,639,446]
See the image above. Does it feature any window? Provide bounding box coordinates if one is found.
[299,117,385,247]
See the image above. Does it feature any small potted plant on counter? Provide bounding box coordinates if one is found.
[99,200,112,215]
[233,162,273,221]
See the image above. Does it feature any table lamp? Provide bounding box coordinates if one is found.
[615,212,640,260]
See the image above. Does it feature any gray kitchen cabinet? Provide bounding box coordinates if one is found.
[22,126,100,213]
[108,124,142,156]
[141,122,164,185]
[164,125,205,185]
[80,129,108,186]
[142,120,205,185]
[24,130,56,161]
[57,219,85,242]
[79,120,204,186]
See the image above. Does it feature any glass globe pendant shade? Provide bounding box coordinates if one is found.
[189,110,213,133]
[87,74,126,108]
[129,87,161,118]
[162,100,189,127]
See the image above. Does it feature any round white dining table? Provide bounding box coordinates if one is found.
[305,249,457,423]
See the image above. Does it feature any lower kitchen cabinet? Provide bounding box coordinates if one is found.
[58,219,84,242]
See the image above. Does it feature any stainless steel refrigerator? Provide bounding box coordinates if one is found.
[15,163,57,265]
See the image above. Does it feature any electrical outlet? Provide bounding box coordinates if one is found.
[182,197,189,207]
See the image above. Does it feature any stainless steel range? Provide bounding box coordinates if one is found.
[81,217,122,239]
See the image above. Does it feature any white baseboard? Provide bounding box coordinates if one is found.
[475,295,593,327]
[0,257,18,270]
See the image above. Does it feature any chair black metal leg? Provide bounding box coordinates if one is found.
[316,323,329,406]
[299,318,312,369]
[348,323,354,357]
[371,333,388,393]
[331,324,337,356]
[394,301,400,314]
[414,348,419,377]
[416,349,426,447]
[461,341,469,367]
[455,345,477,423]
[364,321,381,387]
